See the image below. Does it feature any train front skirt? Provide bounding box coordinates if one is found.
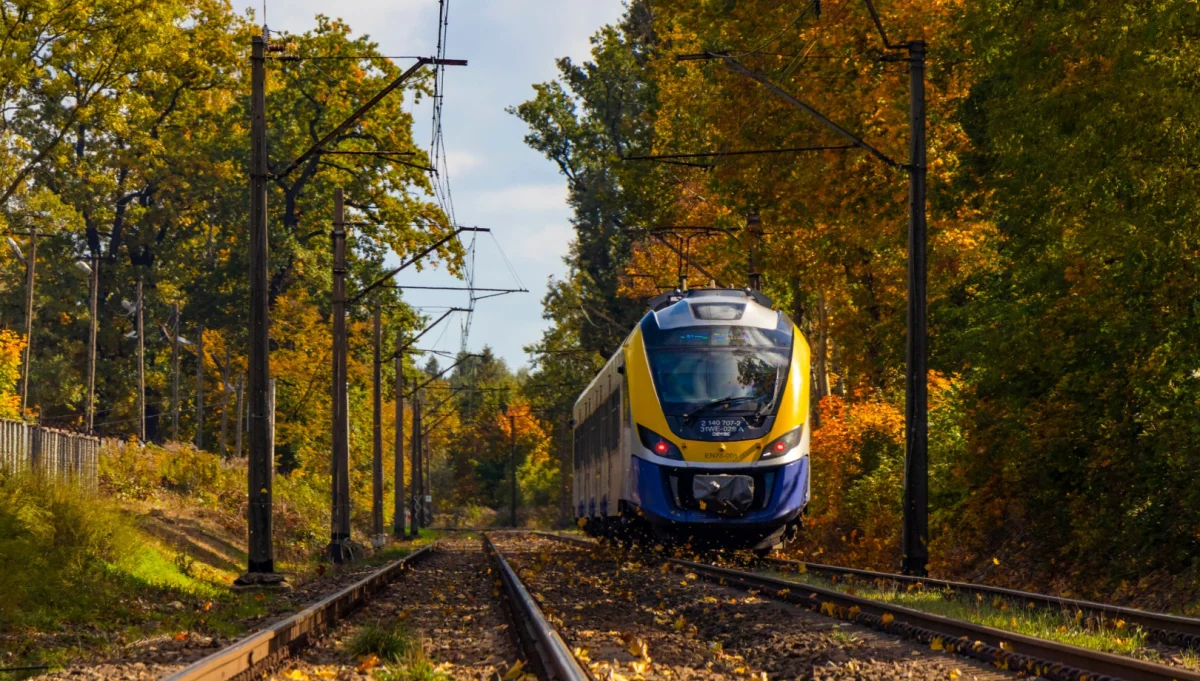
[581,455,810,551]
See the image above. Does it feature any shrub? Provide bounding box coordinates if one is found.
[0,471,138,630]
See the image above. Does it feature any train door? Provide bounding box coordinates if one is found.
[588,399,597,516]
[600,385,611,516]
[607,387,620,517]
[573,416,583,517]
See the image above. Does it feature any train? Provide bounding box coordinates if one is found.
[572,287,811,554]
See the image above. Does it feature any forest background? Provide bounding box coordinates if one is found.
[0,0,562,569]
[515,0,1200,607]
[0,0,1197,613]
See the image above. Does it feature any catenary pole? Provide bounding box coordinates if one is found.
[236,34,281,585]
[509,410,517,527]
[393,339,406,537]
[901,40,929,576]
[19,228,36,420]
[170,303,180,439]
[747,212,762,290]
[409,390,421,537]
[235,372,244,457]
[329,188,351,562]
[680,39,929,576]
[136,278,145,442]
[220,345,231,456]
[422,424,431,524]
[195,324,205,448]
[371,303,385,547]
[86,253,99,432]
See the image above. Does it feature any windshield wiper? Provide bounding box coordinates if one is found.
[753,374,785,420]
[682,395,761,423]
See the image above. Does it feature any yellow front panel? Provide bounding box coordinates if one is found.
[625,320,811,464]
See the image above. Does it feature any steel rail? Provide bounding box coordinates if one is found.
[482,534,592,681]
[671,557,1200,681]
[530,532,1200,681]
[162,543,437,681]
[764,557,1200,649]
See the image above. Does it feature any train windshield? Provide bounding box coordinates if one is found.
[641,321,793,416]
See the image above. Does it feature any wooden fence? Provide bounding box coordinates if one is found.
[0,420,104,487]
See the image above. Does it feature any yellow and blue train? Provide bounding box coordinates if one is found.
[572,288,811,553]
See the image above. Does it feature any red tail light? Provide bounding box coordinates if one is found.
[760,427,804,460]
[638,425,683,460]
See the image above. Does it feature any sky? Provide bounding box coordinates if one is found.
[232,0,627,370]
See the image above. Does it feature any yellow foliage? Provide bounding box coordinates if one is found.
[0,329,24,420]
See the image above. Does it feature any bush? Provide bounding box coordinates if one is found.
[0,471,138,630]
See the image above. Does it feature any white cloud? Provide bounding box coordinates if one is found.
[444,149,483,176]
[511,223,574,266]
[474,183,568,214]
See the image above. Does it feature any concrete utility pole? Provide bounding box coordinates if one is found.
[409,391,421,538]
[328,188,352,563]
[393,341,406,538]
[371,303,385,548]
[235,34,281,586]
[85,254,99,432]
[900,39,929,577]
[195,324,205,448]
[136,279,145,442]
[170,303,180,440]
[19,228,36,420]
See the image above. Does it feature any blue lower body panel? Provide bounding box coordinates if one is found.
[626,455,810,547]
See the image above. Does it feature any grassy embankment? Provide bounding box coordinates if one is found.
[0,442,433,677]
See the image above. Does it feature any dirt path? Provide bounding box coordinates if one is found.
[491,534,1014,681]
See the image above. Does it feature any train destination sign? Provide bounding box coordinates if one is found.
[696,417,748,438]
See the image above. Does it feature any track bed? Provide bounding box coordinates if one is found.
[265,536,517,680]
[490,533,1012,681]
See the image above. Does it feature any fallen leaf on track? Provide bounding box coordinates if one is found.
[504,659,525,679]
[357,654,379,672]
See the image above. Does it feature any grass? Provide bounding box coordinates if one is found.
[828,625,860,646]
[0,471,278,678]
[348,620,417,663]
[374,652,451,681]
[765,566,1169,660]
[347,619,449,681]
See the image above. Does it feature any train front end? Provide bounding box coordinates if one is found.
[625,289,811,552]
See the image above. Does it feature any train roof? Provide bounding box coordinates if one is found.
[646,287,775,312]
[645,288,781,331]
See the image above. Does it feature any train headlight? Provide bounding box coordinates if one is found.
[638,425,683,460]
[760,427,803,460]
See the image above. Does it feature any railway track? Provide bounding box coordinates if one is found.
[529,531,1200,681]
[161,543,439,681]
[483,534,590,681]
[761,556,1200,650]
